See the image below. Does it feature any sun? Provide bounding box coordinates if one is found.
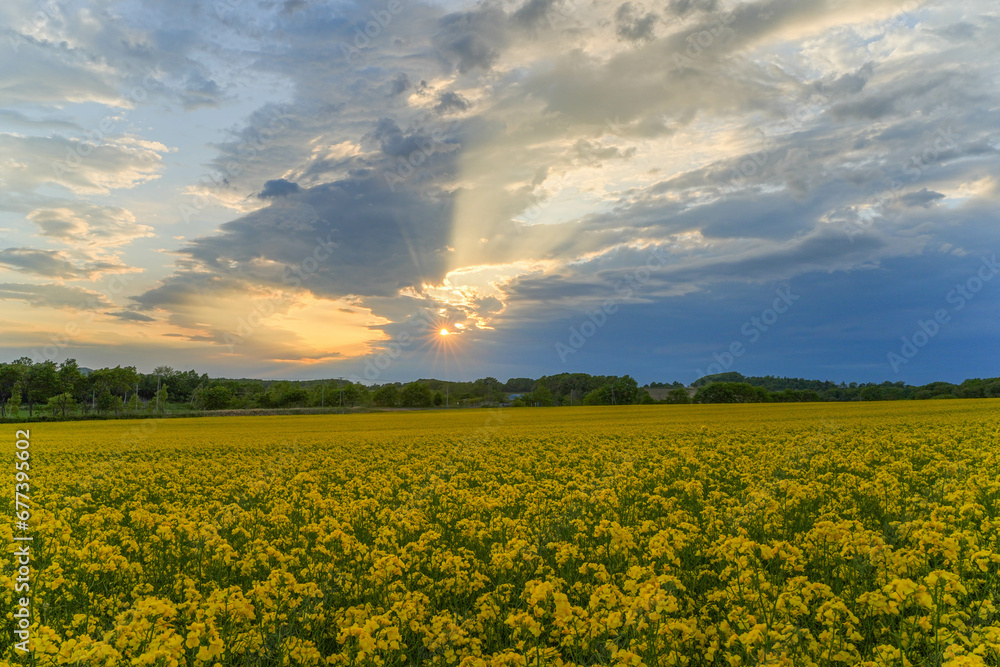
[439,328,450,336]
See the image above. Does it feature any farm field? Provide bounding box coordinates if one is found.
[3,401,1000,666]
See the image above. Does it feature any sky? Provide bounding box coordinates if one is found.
[0,0,998,386]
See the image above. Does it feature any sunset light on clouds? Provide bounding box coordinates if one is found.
[1,0,998,383]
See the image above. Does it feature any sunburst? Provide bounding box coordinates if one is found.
[419,317,468,386]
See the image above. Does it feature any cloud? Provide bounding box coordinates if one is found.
[0,39,123,107]
[900,189,946,208]
[614,3,659,43]
[389,73,411,97]
[258,179,302,198]
[932,22,978,42]
[27,203,153,247]
[131,270,392,363]
[0,110,82,132]
[433,7,510,73]
[0,133,168,195]
[180,73,230,110]
[13,0,989,381]
[138,172,454,306]
[435,91,471,115]
[108,310,156,322]
[0,283,114,310]
[0,247,130,279]
[512,0,562,27]
[667,0,719,16]
[282,0,308,14]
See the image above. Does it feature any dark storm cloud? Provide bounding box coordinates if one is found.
[258,179,302,198]
[180,73,229,110]
[512,0,561,27]
[389,73,411,96]
[900,189,946,208]
[136,172,453,307]
[367,118,460,162]
[614,3,659,42]
[435,91,471,114]
[816,63,874,97]
[667,0,719,16]
[433,7,510,73]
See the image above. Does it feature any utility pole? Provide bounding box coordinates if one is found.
[321,384,325,408]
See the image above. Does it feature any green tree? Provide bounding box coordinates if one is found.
[372,384,399,407]
[59,359,85,402]
[612,375,640,405]
[150,366,176,410]
[258,382,309,408]
[504,377,535,392]
[581,375,640,405]
[154,385,168,413]
[529,382,554,406]
[664,387,692,404]
[27,360,60,417]
[91,365,141,404]
[97,389,123,415]
[194,385,234,411]
[400,382,432,407]
[473,377,501,405]
[694,382,769,404]
[0,364,24,417]
[345,382,369,407]
[859,386,884,401]
[46,392,78,418]
[6,381,23,418]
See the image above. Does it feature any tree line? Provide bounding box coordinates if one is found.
[686,372,1000,402]
[1,359,999,420]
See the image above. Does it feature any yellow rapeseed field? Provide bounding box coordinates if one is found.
[3,401,1000,666]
